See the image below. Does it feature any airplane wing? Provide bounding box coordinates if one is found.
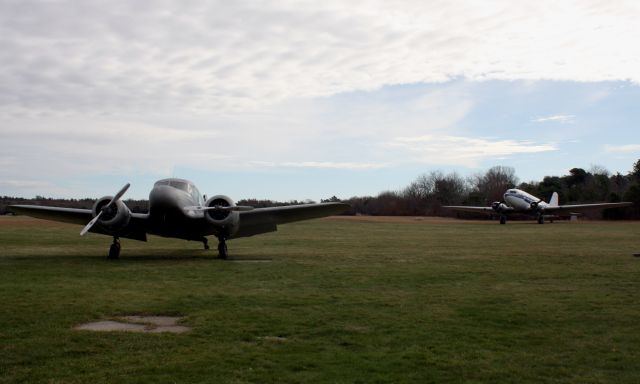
[8,205,148,241]
[443,202,631,217]
[442,205,514,214]
[9,205,94,225]
[543,202,632,215]
[233,202,349,238]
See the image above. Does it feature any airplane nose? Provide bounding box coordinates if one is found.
[149,185,189,210]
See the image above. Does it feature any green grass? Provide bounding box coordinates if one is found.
[1,217,639,383]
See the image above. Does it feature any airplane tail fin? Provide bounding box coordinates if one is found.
[549,192,559,207]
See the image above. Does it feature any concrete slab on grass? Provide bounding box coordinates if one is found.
[75,316,190,333]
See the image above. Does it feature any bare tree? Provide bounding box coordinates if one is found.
[471,166,518,204]
[589,164,610,177]
[433,173,468,205]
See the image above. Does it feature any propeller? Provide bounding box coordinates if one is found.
[80,183,131,236]
[491,201,506,212]
[530,199,542,210]
[183,205,254,212]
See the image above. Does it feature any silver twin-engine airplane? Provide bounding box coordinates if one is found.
[9,178,349,259]
[444,188,632,224]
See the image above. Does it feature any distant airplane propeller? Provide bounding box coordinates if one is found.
[530,199,544,210]
[80,183,130,236]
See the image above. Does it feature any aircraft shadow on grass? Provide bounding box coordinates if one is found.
[3,249,273,263]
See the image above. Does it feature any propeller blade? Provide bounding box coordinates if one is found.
[231,206,254,212]
[80,183,130,236]
[80,211,102,236]
[104,183,131,210]
[183,206,204,212]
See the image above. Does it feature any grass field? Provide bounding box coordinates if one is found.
[1,216,639,383]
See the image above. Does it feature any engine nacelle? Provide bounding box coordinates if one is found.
[491,201,508,212]
[204,195,240,237]
[91,196,132,233]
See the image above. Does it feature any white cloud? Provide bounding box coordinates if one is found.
[1,0,638,116]
[0,1,637,197]
[0,180,53,189]
[0,116,228,179]
[532,115,576,123]
[604,144,640,153]
[251,161,386,170]
[388,135,558,166]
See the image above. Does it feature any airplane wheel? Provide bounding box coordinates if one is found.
[108,240,121,260]
[217,241,228,259]
[500,215,506,225]
[537,215,544,225]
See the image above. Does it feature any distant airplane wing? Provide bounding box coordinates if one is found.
[442,205,515,214]
[543,202,632,215]
[8,205,148,241]
[233,202,349,238]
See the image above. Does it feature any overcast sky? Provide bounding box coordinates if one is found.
[1,0,639,201]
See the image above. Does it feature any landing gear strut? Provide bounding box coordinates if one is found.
[202,237,210,250]
[108,237,120,260]
[537,214,545,225]
[217,238,228,259]
[500,215,506,225]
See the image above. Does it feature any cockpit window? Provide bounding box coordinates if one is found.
[170,180,189,192]
[190,184,203,205]
[154,179,203,204]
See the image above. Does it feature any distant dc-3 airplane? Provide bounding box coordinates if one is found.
[9,178,349,259]
[444,188,632,224]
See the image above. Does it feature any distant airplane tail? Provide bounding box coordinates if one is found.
[549,192,559,207]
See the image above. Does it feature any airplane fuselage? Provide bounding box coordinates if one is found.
[503,189,548,210]
[147,179,211,240]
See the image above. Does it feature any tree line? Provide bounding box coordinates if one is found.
[2,159,639,219]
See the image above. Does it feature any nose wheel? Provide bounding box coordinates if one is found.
[108,237,120,259]
[217,238,228,259]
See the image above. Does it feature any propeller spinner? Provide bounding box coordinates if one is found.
[80,183,131,236]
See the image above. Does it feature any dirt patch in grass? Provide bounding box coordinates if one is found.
[258,336,288,343]
[75,316,190,334]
